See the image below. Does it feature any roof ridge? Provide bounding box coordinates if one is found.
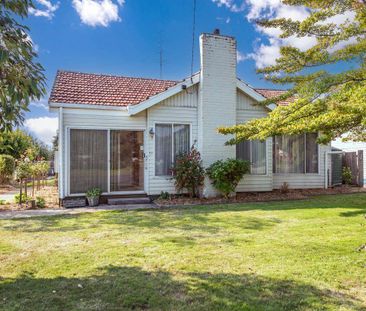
[57,69,179,83]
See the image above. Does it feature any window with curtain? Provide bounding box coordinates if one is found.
[236,140,266,175]
[273,133,318,174]
[155,123,190,176]
[70,129,108,194]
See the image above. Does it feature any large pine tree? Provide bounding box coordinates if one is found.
[219,0,366,145]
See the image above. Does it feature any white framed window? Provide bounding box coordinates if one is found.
[155,123,190,176]
[273,133,319,174]
[236,140,266,175]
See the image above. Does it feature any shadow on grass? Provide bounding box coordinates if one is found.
[0,266,363,311]
[0,211,282,234]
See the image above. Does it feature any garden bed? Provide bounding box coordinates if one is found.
[0,185,59,211]
[155,186,366,207]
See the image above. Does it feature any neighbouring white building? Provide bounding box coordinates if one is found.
[49,31,331,202]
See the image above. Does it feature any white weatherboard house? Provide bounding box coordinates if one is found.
[49,31,331,202]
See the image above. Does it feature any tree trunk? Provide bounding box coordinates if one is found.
[32,177,35,198]
[19,180,22,205]
[25,180,27,197]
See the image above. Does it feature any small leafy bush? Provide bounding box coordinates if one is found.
[0,199,6,205]
[86,187,102,198]
[15,193,29,204]
[36,196,46,208]
[159,191,171,200]
[206,158,250,199]
[172,147,205,198]
[0,154,15,184]
[342,166,353,185]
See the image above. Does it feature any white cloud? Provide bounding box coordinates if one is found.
[72,0,124,27]
[246,39,282,68]
[30,98,48,110]
[237,51,249,63]
[212,0,245,13]
[29,0,59,19]
[234,1,356,68]
[24,117,58,146]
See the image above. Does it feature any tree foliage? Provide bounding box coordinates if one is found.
[0,0,46,131]
[0,154,15,183]
[0,129,51,160]
[219,0,366,144]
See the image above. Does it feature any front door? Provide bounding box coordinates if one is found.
[110,130,144,192]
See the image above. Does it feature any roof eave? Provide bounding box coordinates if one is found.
[48,102,128,111]
[236,79,275,111]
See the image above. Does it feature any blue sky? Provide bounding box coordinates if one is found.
[23,0,354,145]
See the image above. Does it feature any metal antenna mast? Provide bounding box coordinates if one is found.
[190,0,197,81]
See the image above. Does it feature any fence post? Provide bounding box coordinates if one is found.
[358,150,364,187]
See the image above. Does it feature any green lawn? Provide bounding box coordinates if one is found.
[0,194,365,310]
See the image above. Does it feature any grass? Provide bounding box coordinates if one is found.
[0,193,366,310]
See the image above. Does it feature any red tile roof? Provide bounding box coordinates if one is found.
[254,88,293,106]
[49,71,178,107]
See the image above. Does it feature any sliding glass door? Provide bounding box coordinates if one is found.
[110,131,144,191]
[69,129,144,194]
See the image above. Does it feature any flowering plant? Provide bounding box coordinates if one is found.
[172,146,205,198]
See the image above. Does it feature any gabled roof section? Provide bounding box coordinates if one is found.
[127,73,200,115]
[49,70,178,107]
[48,70,289,113]
[236,79,267,102]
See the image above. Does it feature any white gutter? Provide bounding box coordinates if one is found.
[49,102,128,111]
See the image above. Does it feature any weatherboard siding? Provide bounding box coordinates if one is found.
[272,144,331,189]
[146,89,199,195]
[161,84,198,108]
[61,108,147,197]
[63,108,146,129]
[236,91,273,192]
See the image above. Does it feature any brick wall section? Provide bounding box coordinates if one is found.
[198,33,237,197]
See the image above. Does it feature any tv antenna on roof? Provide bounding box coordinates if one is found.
[159,33,164,79]
[190,0,197,81]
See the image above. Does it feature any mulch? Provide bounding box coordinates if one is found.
[154,186,366,207]
[0,186,59,211]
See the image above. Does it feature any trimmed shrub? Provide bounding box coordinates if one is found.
[0,154,15,184]
[206,158,250,199]
[172,147,205,198]
[342,166,353,185]
[36,196,46,208]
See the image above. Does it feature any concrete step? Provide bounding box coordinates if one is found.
[107,197,151,205]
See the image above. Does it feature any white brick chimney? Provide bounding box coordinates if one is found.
[198,30,237,197]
